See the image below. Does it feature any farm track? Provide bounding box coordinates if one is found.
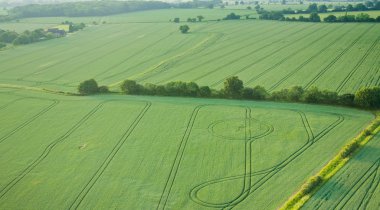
[326,158,380,210]
[0,99,59,144]
[69,101,151,210]
[243,23,342,86]
[17,25,148,81]
[154,23,297,85]
[192,111,343,209]
[207,23,319,87]
[190,107,274,209]
[157,105,205,210]
[0,25,125,75]
[304,24,375,90]
[227,112,344,209]
[268,23,353,92]
[190,110,313,209]
[336,36,380,93]
[0,102,104,200]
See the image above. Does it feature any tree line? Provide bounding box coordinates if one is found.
[78,77,380,109]
[7,1,171,18]
[0,21,85,48]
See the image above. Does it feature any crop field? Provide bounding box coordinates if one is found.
[304,132,380,209]
[0,9,379,94]
[0,7,379,209]
[0,89,373,209]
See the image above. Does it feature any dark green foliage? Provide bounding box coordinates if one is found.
[98,86,109,93]
[242,87,254,99]
[355,3,368,11]
[121,79,143,95]
[259,11,284,20]
[179,25,190,33]
[223,76,244,98]
[309,12,321,22]
[62,21,86,32]
[223,13,241,20]
[318,5,328,13]
[197,15,204,22]
[199,86,212,97]
[0,30,18,43]
[307,3,318,13]
[78,79,99,95]
[10,1,170,18]
[338,94,355,106]
[252,86,269,100]
[324,14,337,22]
[354,87,380,108]
[0,42,5,49]
[173,17,180,23]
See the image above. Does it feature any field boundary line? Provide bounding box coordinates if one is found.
[0,102,105,200]
[279,113,380,210]
[69,101,152,210]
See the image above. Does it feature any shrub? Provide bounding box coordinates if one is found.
[199,86,211,97]
[354,87,380,109]
[121,79,143,95]
[223,76,244,98]
[78,79,99,95]
[98,85,109,93]
[252,86,269,100]
[340,141,360,158]
[300,175,323,195]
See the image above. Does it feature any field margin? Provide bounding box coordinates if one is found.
[279,111,380,210]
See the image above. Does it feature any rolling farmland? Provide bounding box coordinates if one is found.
[0,7,380,210]
[0,89,373,209]
[0,10,379,94]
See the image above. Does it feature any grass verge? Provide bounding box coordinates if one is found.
[279,111,380,210]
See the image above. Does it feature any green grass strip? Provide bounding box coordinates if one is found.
[279,111,380,210]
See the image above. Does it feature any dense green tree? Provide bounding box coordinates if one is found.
[242,87,254,99]
[338,93,355,106]
[78,79,99,95]
[186,82,199,97]
[199,86,211,97]
[354,87,380,108]
[223,76,244,98]
[179,25,190,33]
[355,3,368,11]
[303,87,322,103]
[252,86,269,100]
[288,86,304,101]
[318,5,328,13]
[356,13,372,22]
[0,30,18,43]
[346,4,354,11]
[173,17,180,23]
[197,15,204,21]
[324,14,337,22]
[98,86,109,93]
[309,12,321,22]
[307,3,318,13]
[224,12,241,20]
[121,80,143,95]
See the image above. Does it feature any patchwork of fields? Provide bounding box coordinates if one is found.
[0,8,379,209]
[0,89,373,209]
[0,9,379,94]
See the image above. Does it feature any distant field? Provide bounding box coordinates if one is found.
[0,13,379,94]
[286,10,380,19]
[304,132,380,209]
[0,89,372,209]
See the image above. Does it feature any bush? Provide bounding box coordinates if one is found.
[223,76,244,98]
[354,87,380,109]
[199,86,211,97]
[78,79,99,95]
[98,85,109,93]
[252,86,269,100]
[300,175,323,195]
[340,141,360,158]
[121,80,143,95]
